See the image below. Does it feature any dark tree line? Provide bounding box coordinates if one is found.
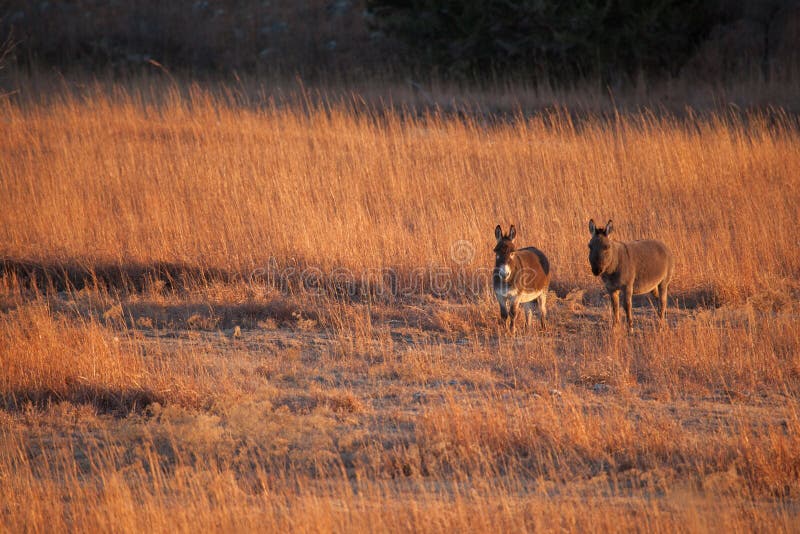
[1,0,797,82]
[365,0,799,82]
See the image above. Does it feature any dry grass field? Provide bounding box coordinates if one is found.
[1,78,799,532]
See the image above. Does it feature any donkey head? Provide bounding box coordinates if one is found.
[493,224,517,281]
[588,219,614,276]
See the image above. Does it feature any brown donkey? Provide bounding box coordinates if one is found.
[588,219,674,330]
[493,225,550,332]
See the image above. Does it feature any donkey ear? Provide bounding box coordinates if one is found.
[494,225,503,240]
[605,220,614,235]
[588,219,596,235]
[508,225,516,241]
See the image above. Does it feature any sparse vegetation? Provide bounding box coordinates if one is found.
[0,76,798,532]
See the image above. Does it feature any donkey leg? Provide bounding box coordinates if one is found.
[622,286,634,331]
[509,300,521,334]
[496,295,510,330]
[522,302,534,331]
[609,290,620,327]
[658,281,669,321]
[650,287,661,321]
[538,292,548,330]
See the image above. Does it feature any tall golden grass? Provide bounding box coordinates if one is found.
[1,82,798,300]
[1,80,799,532]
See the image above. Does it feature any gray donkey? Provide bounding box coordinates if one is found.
[588,219,674,330]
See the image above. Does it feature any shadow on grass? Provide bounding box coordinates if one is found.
[2,384,164,416]
[1,257,238,293]
[1,256,454,301]
[2,257,726,333]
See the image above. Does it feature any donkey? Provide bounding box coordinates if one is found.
[493,225,551,332]
[588,219,674,330]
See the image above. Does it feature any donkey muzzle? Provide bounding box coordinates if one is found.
[496,264,511,280]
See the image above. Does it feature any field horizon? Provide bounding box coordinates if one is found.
[1,75,799,532]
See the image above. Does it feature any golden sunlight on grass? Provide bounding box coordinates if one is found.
[1,85,798,300]
[0,81,798,532]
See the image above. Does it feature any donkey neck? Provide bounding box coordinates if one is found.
[604,240,626,275]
